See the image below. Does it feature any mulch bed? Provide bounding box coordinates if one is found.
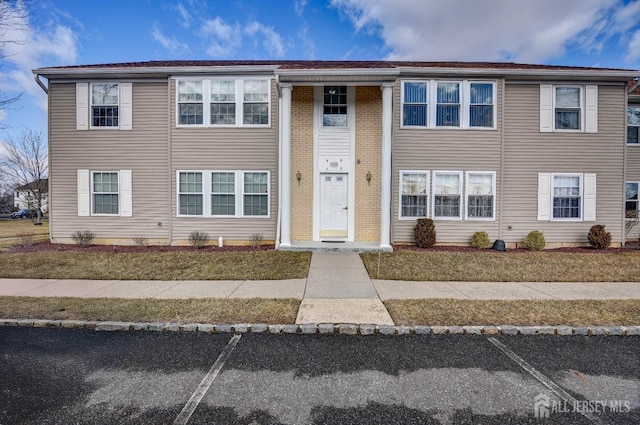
[9,242,275,254]
[393,244,638,254]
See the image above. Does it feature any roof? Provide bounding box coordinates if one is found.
[15,179,48,193]
[33,60,639,82]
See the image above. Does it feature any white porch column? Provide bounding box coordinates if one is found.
[380,83,393,249]
[279,83,292,247]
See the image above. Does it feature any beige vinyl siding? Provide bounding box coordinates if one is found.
[502,83,626,244]
[170,79,279,242]
[391,79,503,243]
[48,81,171,243]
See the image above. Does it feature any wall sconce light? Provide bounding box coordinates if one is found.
[296,170,302,185]
[366,171,372,185]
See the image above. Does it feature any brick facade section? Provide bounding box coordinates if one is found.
[355,86,382,242]
[290,86,314,241]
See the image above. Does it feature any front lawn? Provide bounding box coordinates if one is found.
[361,249,640,282]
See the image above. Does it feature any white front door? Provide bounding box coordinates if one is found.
[320,173,348,238]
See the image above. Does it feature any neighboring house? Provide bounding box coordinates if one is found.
[13,179,48,212]
[627,81,640,241]
[32,61,639,248]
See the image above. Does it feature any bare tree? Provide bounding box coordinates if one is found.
[1,129,47,213]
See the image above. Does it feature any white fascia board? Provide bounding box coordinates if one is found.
[33,65,280,79]
[396,66,639,81]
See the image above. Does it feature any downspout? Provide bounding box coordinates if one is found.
[275,74,282,249]
[33,73,48,94]
[168,76,173,246]
[498,78,505,241]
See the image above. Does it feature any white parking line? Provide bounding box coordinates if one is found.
[487,337,609,425]
[174,334,241,425]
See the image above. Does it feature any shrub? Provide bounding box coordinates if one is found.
[188,231,209,249]
[415,218,436,248]
[524,230,546,251]
[471,231,491,249]
[133,235,149,249]
[587,224,611,249]
[17,233,34,247]
[71,230,95,247]
[249,233,264,250]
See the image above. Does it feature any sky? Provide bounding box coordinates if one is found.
[0,0,639,142]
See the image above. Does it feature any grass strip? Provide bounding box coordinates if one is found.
[0,296,299,324]
[362,251,640,282]
[384,299,640,326]
[0,251,311,280]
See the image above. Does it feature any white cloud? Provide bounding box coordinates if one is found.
[626,29,640,63]
[175,3,192,28]
[330,0,632,63]
[244,22,285,58]
[201,16,241,57]
[151,22,190,56]
[294,0,308,17]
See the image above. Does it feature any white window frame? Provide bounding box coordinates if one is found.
[465,171,496,221]
[90,83,120,129]
[176,170,270,218]
[90,171,120,216]
[401,82,428,127]
[398,170,430,220]
[175,78,271,128]
[435,81,461,128]
[553,85,584,132]
[77,82,132,131]
[400,80,496,129]
[177,80,204,126]
[540,84,597,133]
[626,181,639,220]
[211,171,237,217]
[550,173,583,221]
[432,171,463,220]
[628,106,640,145]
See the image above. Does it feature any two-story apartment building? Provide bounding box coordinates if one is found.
[32,61,639,249]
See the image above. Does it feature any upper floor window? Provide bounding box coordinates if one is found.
[323,86,347,127]
[628,106,640,144]
[554,86,581,130]
[91,83,119,127]
[401,80,495,129]
[176,78,271,127]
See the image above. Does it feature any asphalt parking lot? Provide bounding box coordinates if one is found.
[1,327,638,424]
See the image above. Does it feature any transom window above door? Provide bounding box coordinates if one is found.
[323,86,347,127]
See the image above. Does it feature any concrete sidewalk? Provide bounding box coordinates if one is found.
[1,251,639,326]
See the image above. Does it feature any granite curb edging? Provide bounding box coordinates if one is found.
[1,319,639,336]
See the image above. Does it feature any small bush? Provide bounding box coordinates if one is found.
[188,231,209,249]
[133,235,149,249]
[17,233,34,247]
[587,224,611,249]
[415,218,436,248]
[524,230,546,251]
[471,231,491,249]
[72,230,95,247]
[249,233,264,250]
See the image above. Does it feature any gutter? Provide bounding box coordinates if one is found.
[33,73,48,94]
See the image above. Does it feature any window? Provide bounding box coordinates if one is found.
[628,107,640,144]
[178,81,204,125]
[92,172,119,215]
[627,182,639,219]
[211,172,235,216]
[554,86,581,130]
[176,79,271,127]
[466,172,495,220]
[469,83,494,128]
[323,86,347,127]
[436,82,460,127]
[243,172,269,216]
[552,174,582,219]
[401,80,495,129]
[177,170,269,217]
[178,172,203,215]
[91,83,119,127]
[400,171,429,218]
[402,82,427,126]
[210,80,236,125]
[433,172,462,219]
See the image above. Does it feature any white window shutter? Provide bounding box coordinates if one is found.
[120,170,132,217]
[583,173,596,221]
[76,83,89,130]
[77,169,90,216]
[585,85,598,133]
[537,173,551,220]
[539,84,553,132]
[120,83,132,130]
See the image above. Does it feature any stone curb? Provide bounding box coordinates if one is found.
[1,319,639,336]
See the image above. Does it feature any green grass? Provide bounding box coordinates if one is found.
[384,299,640,326]
[0,296,300,324]
[362,250,640,282]
[0,251,311,280]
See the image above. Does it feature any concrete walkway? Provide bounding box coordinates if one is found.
[1,251,639,325]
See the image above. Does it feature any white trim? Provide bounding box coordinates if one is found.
[76,83,89,131]
[550,173,584,222]
[119,169,132,217]
[241,170,271,218]
[552,85,584,132]
[583,173,596,221]
[176,170,205,217]
[398,170,429,221]
[626,181,640,220]
[537,173,551,220]
[432,170,463,220]
[119,83,133,131]
[77,169,90,216]
[539,84,553,132]
[380,83,393,248]
[465,171,496,221]
[89,82,122,130]
[279,83,292,247]
[584,85,598,133]
[90,170,121,216]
